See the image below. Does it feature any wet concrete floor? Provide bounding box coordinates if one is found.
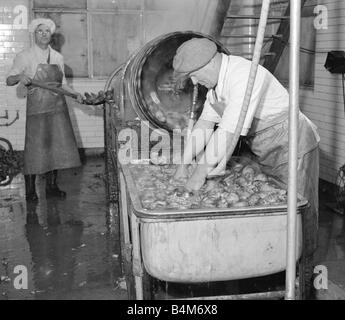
[0,155,127,300]
[313,180,345,299]
[0,155,345,299]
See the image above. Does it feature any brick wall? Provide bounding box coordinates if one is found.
[0,0,105,150]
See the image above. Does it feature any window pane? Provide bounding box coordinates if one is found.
[34,0,87,9]
[35,12,88,77]
[88,0,142,10]
[143,9,201,43]
[274,17,315,86]
[144,0,187,11]
[92,13,141,77]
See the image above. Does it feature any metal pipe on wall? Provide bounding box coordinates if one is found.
[207,0,232,38]
[285,0,301,300]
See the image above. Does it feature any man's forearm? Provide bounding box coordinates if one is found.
[193,128,234,179]
[182,119,215,165]
[203,128,233,168]
[183,128,235,191]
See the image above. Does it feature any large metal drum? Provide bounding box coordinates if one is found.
[105,31,229,134]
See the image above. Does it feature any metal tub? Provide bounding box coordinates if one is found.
[121,164,308,283]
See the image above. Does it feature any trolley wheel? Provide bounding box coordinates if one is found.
[142,269,155,300]
[125,272,136,300]
[122,265,154,300]
[297,202,317,299]
[298,253,315,299]
[123,269,154,300]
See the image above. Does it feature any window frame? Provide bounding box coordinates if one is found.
[30,0,148,79]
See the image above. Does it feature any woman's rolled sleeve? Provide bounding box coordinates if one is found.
[7,52,26,76]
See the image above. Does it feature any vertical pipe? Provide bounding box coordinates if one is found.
[87,7,93,78]
[285,0,301,300]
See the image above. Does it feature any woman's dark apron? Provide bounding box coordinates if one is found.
[24,55,81,174]
[246,112,320,255]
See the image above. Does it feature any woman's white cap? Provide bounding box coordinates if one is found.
[28,18,56,34]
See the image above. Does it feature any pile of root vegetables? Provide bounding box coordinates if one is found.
[152,107,189,130]
[130,158,287,211]
[0,148,22,184]
[83,89,114,105]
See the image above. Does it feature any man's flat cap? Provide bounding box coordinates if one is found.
[173,38,217,76]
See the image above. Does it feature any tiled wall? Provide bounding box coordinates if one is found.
[0,0,219,151]
[0,0,29,150]
[0,0,105,150]
[299,0,345,184]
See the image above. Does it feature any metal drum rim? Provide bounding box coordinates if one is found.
[105,31,230,134]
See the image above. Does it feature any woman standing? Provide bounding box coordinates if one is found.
[6,18,83,201]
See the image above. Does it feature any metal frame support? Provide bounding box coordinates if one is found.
[130,215,144,300]
[120,171,144,300]
[178,290,285,300]
[120,172,131,246]
[285,0,301,300]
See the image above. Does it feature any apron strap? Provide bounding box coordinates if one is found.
[47,48,51,64]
